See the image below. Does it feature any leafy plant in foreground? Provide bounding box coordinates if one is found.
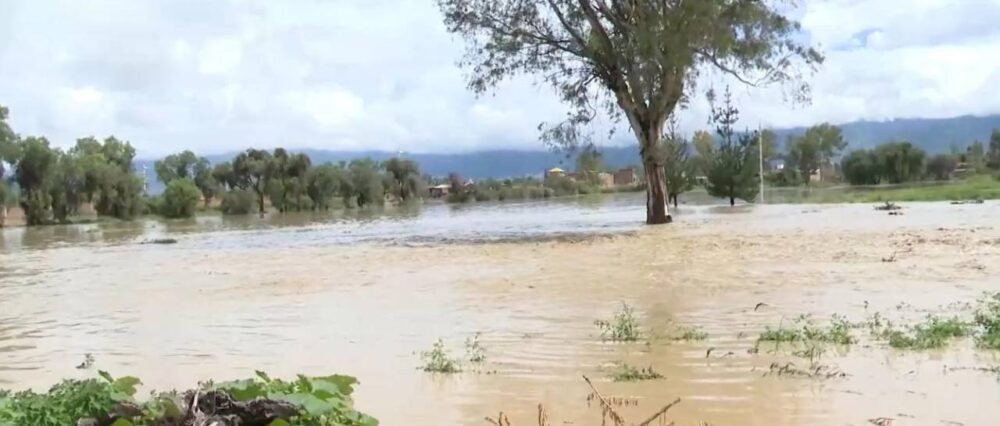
[0,371,378,426]
[595,303,642,342]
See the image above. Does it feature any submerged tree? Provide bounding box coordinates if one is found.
[437,0,821,224]
[703,89,759,206]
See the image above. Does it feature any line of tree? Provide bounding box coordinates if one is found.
[0,104,429,226]
[0,106,144,226]
[153,149,427,219]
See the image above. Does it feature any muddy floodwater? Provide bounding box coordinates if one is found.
[2,194,1000,425]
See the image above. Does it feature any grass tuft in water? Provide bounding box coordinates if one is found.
[420,339,461,373]
[886,316,971,349]
[670,326,709,341]
[595,303,641,342]
[758,315,856,345]
[610,364,664,382]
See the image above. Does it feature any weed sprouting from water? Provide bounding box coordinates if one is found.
[595,303,641,342]
[420,339,461,373]
[886,316,971,349]
[610,363,664,382]
[758,315,856,346]
[671,326,709,341]
[465,333,487,363]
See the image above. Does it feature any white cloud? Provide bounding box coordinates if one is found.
[0,0,999,158]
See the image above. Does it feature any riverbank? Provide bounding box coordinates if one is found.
[2,201,999,425]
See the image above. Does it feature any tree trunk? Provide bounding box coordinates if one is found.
[256,193,266,217]
[643,157,671,225]
[671,194,678,208]
[729,196,735,206]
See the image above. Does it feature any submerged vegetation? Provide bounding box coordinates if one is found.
[609,364,664,382]
[595,303,642,342]
[0,371,377,426]
[885,316,971,349]
[419,339,461,374]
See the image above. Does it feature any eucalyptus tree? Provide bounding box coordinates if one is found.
[437,0,821,224]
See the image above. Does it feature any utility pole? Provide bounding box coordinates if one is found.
[758,125,765,204]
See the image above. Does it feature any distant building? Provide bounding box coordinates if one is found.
[613,167,638,186]
[428,184,451,198]
[545,167,566,179]
[597,172,614,188]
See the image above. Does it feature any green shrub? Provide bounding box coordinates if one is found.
[159,178,200,219]
[220,190,255,215]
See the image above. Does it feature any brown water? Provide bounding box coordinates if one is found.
[2,198,1000,425]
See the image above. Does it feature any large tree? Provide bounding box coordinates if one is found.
[232,149,274,216]
[437,0,820,224]
[785,123,846,185]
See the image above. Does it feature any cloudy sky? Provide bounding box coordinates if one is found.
[1,0,1000,158]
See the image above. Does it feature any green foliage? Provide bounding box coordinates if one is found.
[758,315,856,346]
[595,303,641,342]
[974,292,1000,350]
[209,371,377,426]
[0,372,377,426]
[159,179,200,219]
[661,125,695,207]
[841,142,928,186]
[885,316,970,349]
[926,154,958,181]
[786,123,846,184]
[465,333,487,363]
[438,0,819,222]
[419,340,461,373]
[0,371,139,426]
[232,148,274,215]
[670,326,708,341]
[220,190,255,215]
[305,164,342,210]
[574,148,605,185]
[610,364,663,382]
[703,89,759,206]
[383,158,423,202]
[988,129,1000,170]
[344,159,384,208]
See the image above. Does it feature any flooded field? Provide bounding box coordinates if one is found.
[2,195,1000,425]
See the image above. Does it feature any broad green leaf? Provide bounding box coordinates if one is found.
[97,371,114,384]
[267,419,291,426]
[112,377,141,398]
[109,418,133,426]
[214,379,266,401]
[255,370,272,383]
[310,375,358,396]
[269,392,334,416]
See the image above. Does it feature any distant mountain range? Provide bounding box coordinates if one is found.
[138,114,1000,193]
